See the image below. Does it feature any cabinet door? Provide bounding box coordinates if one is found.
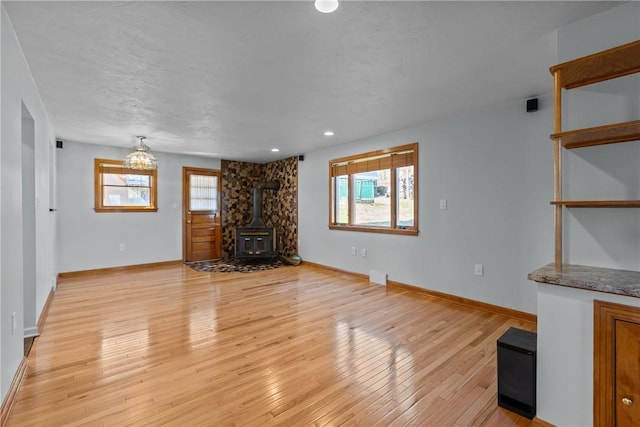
[615,320,640,426]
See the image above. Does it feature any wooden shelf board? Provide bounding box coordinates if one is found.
[551,200,640,208]
[551,120,640,149]
[550,40,640,89]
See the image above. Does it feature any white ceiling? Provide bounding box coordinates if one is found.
[4,1,621,163]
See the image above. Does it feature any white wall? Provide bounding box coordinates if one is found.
[1,4,57,399]
[535,3,640,425]
[0,1,4,396]
[560,1,640,271]
[299,94,554,315]
[56,141,220,272]
[21,104,36,337]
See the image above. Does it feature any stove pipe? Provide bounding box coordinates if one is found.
[248,181,280,227]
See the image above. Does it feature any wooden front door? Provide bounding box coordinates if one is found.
[615,320,640,426]
[183,167,221,262]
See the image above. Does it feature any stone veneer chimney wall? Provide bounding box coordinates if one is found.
[263,157,298,257]
[220,156,298,258]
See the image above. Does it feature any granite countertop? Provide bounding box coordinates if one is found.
[528,263,640,298]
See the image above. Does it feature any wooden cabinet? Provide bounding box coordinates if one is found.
[594,300,640,427]
[615,320,640,426]
[548,39,640,268]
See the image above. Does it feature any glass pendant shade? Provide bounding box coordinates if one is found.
[124,136,157,170]
[315,0,339,13]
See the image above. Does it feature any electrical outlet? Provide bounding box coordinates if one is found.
[474,264,484,276]
[440,199,447,210]
[361,248,367,258]
[119,243,125,251]
[351,246,357,256]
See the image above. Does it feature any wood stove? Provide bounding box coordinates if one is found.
[234,181,280,260]
[235,227,276,259]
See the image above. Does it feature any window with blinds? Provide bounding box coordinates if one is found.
[189,174,218,212]
[329,143,418,235]
[94,158,158,212]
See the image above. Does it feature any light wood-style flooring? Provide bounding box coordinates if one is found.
[8,263,535,426]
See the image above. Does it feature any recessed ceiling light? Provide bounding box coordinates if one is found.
[271,148,280,152]
[324,130,334,136]
[315,0,339,13]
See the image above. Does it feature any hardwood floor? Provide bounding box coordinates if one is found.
[7,263,535,426]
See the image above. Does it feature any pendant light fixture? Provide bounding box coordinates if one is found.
[315,0,339,13]
[124,136,157,170]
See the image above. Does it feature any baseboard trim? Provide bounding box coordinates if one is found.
[303,261,536,324]
[58,260,183,280]
[36,287,55,334]
[532,416,555,427]
[23,327,39,339]
[0,357,27,426]
[302,261,369,280]
[389,281,537,323]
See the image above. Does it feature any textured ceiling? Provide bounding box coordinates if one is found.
[4,1,620,162]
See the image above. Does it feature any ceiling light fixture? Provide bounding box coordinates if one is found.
[271,148,280,152]
[124,136,157,170]
[324,130,335,136]
[315,0,339,13]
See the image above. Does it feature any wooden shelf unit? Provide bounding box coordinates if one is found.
[550,39,640,270]
[549,39,640,89]
[551,120,640,149]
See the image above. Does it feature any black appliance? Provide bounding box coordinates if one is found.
[234,181,280,260]
[497,327,537,419]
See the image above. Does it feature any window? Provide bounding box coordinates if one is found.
[329,143,418,235]
[94,158,158,212]
[188,173,218,212]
